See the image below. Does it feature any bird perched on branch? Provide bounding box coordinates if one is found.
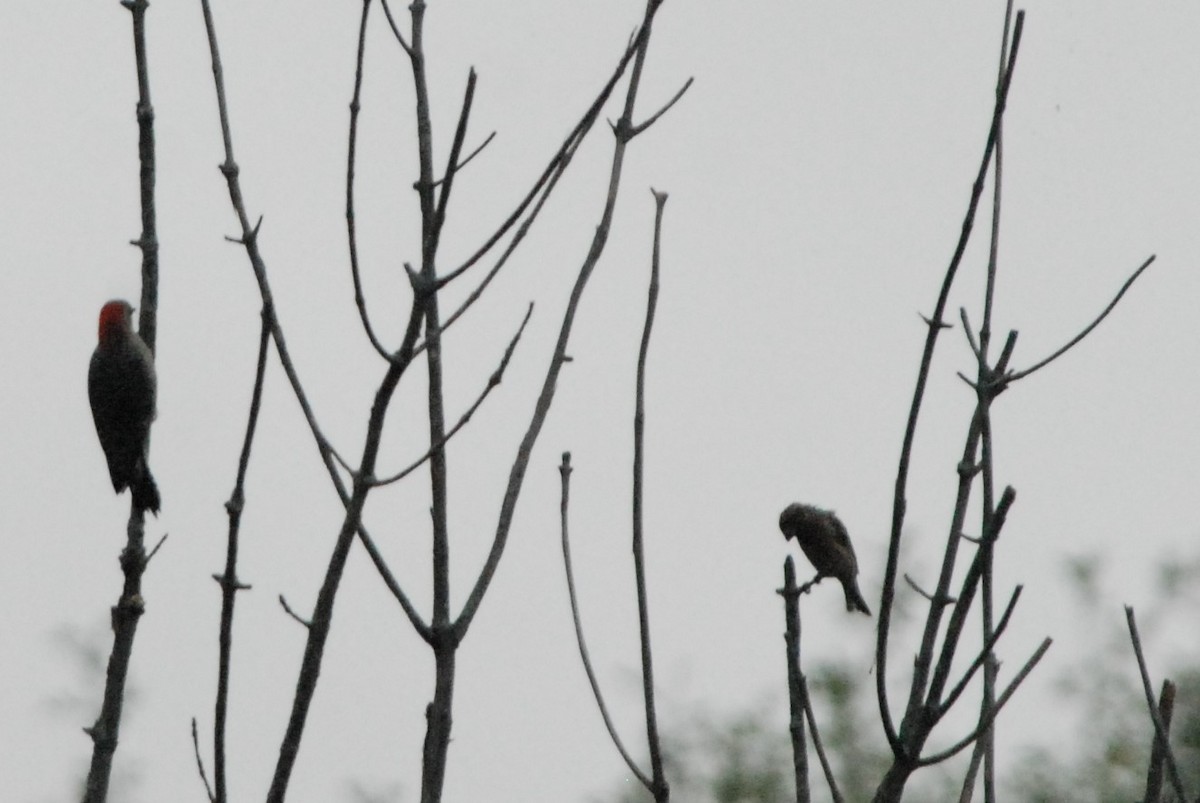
[88,299,160,515]
[779,503,870,615]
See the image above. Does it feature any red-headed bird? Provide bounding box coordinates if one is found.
[779,503,870,614]
[88,300,160,515]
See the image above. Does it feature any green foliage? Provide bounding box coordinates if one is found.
[1005,551,1200,802]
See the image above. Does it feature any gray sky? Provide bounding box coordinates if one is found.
[2,2,1198,801]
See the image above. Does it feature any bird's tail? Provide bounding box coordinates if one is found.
[132,461,161,515]
[844,578,871,616]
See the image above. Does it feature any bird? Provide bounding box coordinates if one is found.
[88,299,160,515]
[779,503,870,614]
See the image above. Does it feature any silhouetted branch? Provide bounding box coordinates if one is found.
[627,77,693,138]
[430,131,496,189]
[917,637,1051,766]
[1005,254,1155,382]
[1143,679,1176,803]
[432,68,479,235]
[345,0,392,360]
[454,0,672,642]
[802,685,844,803]
[1125,606,1188,802]
[938,585,1021,716]
[558,453,652,789]
[378,0,412,55]
[374,303,533,488]
[876,11,1026,755]
[84,4,159,799]
[434,25,646,291]
[634,189,668,802]
[191,717,215,803]
[780,558,810,803]
[210,313,270,802]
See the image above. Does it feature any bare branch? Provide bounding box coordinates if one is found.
[435,25,646,289]
[453,0,670,641]
[198,0,350,499]
[379,0,413,55]
[144,532,169,564]
[432,68,479,235]
[558,453,652,789]
[429,131,496,189]
[1144,679,1177,803]
[877,12,1026,753]
[780,558,811,803]
[960,307,982,362]
[353,527,431,643]
[1124,606,1188,802]
[938,585,1022,716]
[1006,255,1155,382]
[634,189,668,800]
[191,718,216,803]
[802,681,844,803]
[278,595,311,629]
[627,76,694,138]
[373,303,534,487]
[903,573,940,603]
[212,314,269,803]
[917,637,1051,766]
[345,0,393,360]
[84,3,159,798]
[926,486,1016,709]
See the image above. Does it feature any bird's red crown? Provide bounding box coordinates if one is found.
[97,300,133,343]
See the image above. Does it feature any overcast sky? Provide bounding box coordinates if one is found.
[2,2,1198,801]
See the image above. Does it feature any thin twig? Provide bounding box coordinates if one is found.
[432,68,479,236]
[345,0,392,360]
[374,303,533,487]
[145,532,169,564]
[122,0,159,352]
[558,453,652,789]
[956,674,989,803]
[429,131,496,189]
[198,0,350,501]
[435,25,646,289]
[634,189,668,801]
[802,683,844,803]
[278,595,311,628]
[977,18,1013,783]
[212,313,270,802]
[627,76,694,138]
[353,526,431,642]
[917,637,1051,766]
[1006,255,1156,382]
[960,308,982,362]
[378,0,412,55]
[191,718,216,803]
[926,487,1016,710]
[938,585,1022,716]
[1124,606,1188,802]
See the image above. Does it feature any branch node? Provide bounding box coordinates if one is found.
[919,312,952,331]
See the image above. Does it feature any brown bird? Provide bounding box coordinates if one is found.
[779,503,870,615]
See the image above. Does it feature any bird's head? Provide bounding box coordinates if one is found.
[97,300,134,344]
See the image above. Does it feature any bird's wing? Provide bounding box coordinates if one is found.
[826,513,859,573]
